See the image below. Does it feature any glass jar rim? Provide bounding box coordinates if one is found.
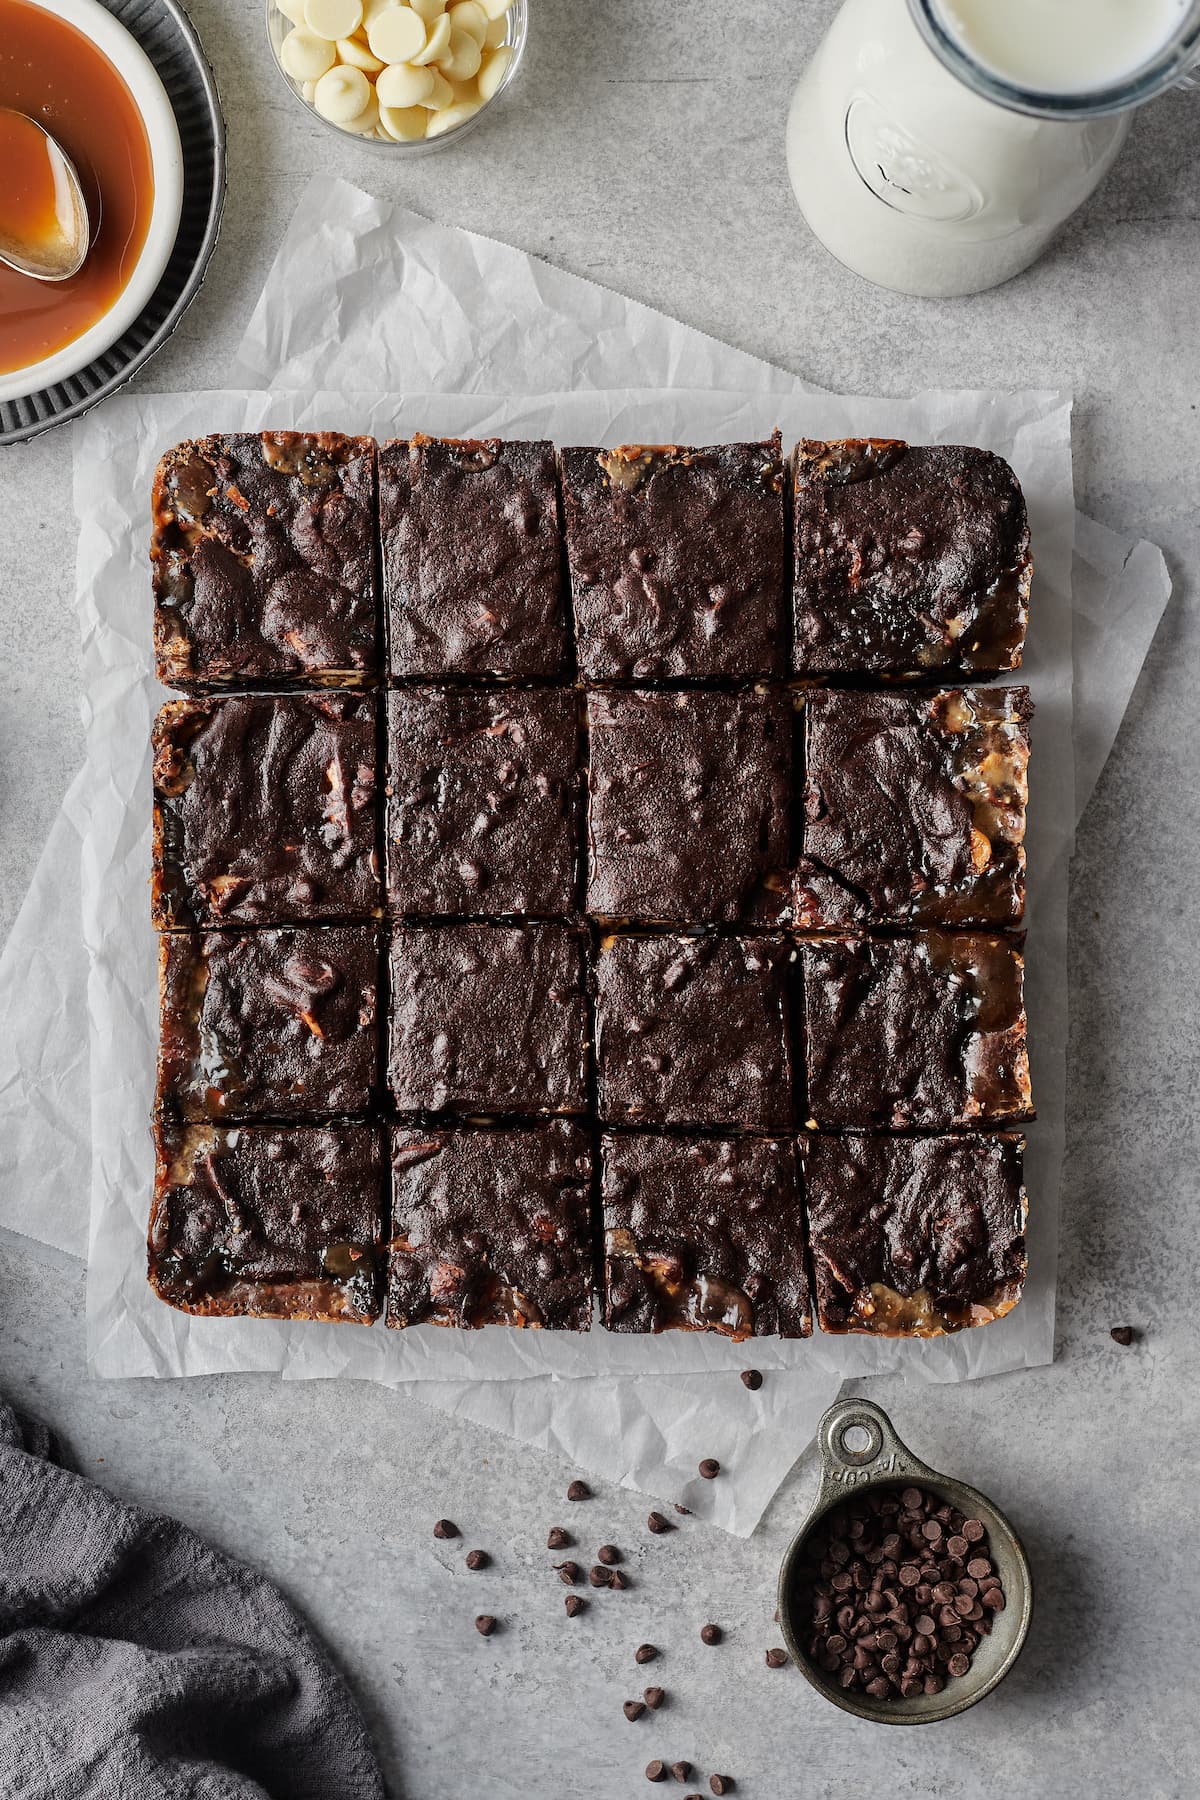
[907,0,1200,119]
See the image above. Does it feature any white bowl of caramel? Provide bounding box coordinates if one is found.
[0,0,185,405]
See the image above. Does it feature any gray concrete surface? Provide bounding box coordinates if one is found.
[1,3,1198,1795]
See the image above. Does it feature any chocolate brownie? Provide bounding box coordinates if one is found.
[387,1121,592,1329]
[601,1133,811,1339]
[805,1132,1028,1335]
[593,933,796,1130]
[385,687,580,918]
[561,438,787,679]
[148,1122,383,1321]
[388,923,588,1115]
[585,687,792,924]
[795,687,1032,929]
[792,440,1032,677]
[156,927,379,1121]
[152,432,377,690]
[801,932,1033,1129]
[152,694,380,928]
[380,436,566,678]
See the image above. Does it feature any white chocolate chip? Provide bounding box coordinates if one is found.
[280,25,337,78]
[301,78,317,100]
[440,27,482,78]
[379,101,429,138]
[483,13,507,44]
[478,0,513,17]
[476,42,511,100]
[377,59,435,105]
[425,95,480,134]
[410,0,445,17]
[423,67,454,107]
[276,0,308,23]
[313,60,371,118]
[336,33,384,68]
[304,0,363,40]
[341,88,381,131]
[411,11,451,61]
[366,4,426,61]
[448,1,487,44]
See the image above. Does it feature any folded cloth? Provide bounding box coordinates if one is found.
[0,1401,385,1800]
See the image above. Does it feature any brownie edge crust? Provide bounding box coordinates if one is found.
[805,1132,1028,1336]
[149,1123,383,1323]
[602,1133,812,1340]
[792,440,1032,677]
[387,1123,593,1329]
[152,432,378,691]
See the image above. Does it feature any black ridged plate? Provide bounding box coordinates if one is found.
[0,0,226,447]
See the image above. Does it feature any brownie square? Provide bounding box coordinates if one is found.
[602,1133,811,1339]
[796,687,1032,930]
[380,436,566,678]
[801,932,1033,1129]
[148,1122,383,1322]
[151,432,377,690]
[156,927,379,1122]
[585,687,792,924]
[388,924,588,1115]
[152,694,380,929]
[387,1122,592,1329]
[561,438,787,679]
[805,1132,1028,1335]
[792,440,1032,677]
[385,687,580,918]
[593,933,795,1130]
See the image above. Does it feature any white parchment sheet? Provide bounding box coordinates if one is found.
[0,179,1172,1532]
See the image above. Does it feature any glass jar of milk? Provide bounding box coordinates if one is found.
[787,0,1200,296]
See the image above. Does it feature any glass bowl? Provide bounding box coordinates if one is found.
[265,0,527,154]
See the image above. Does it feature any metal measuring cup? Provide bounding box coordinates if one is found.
[778,1398,1033,1724]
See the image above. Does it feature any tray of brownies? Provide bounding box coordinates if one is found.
[144,427,1034,1345]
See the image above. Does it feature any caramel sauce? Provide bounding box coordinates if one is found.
[0,0,154,376]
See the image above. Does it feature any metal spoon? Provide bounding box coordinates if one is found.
[0,108,90,282]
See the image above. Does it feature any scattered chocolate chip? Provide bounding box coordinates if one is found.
[647,1511,672,1534]
[670,1763,693,1783]
[710,1777,734,1795]
[433,1519,459,1541]
[636,1643,659,1665]
[564,1594,586,1618]
[609,1569,630,1590]
[643,1686,665,1710]
[765,1647,789,1668]
[698,1459,721,1480]
[567,1480,591,1502]
[674,1504,691,1516]
[474,1615,496,1636]
[554,1561,581,1585]
[623,1699,646,1722]
[1110,1325,1136,1346]
[588,1565,611,1588]
[700,1623,723,1646]
[547,1526,571,1550]
[598,1544,621,1565]
[646,1760,667,1783]
[465,1549,490,1571]
[740,1369,763,1391]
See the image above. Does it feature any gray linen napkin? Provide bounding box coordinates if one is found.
[0,1402,386,1799]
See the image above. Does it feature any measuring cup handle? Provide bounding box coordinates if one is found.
[814,1397,932,1502]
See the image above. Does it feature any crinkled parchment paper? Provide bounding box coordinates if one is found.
[0,180,1172,1530]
